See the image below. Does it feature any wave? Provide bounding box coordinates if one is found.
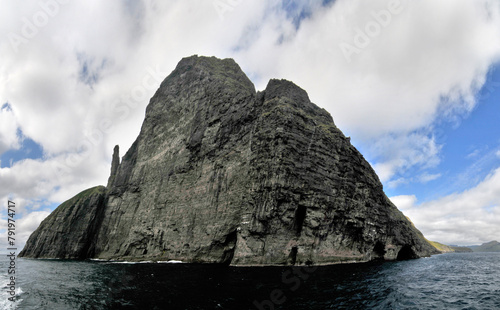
[158,260,183,264]
[109,260,154,264]
[103,259,184,264]
[0,286,22,310]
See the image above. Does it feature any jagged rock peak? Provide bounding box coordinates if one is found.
[19,55,438,265]
[155,55,256,98]
[106,145,120,189]
[264,79,310,104]
[262,78,335,125]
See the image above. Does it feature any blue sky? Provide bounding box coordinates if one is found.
[1,0,500,247]
[0,133,44,169]
[382,66,500,201]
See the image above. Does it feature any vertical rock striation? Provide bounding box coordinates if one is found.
[19,56,439,265]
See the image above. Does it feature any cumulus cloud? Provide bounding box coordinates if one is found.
[0,150,113,209]
[390,194,417,213]
[239,0,500,135]
[391,167,500,245]
[0,210,50,251]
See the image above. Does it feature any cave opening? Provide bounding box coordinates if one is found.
[373,241,386,258]
[397,244,418,260]
[293,205,307,236]
[221,229,238,266]
[288,246,298,265]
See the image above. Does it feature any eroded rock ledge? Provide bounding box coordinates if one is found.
[19,56,439,265]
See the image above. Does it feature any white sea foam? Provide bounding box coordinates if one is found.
[158,260,183,264]
[0,284,23,309]
[110,260,154,264]
[89,258,108,262]
[108,259,183,264]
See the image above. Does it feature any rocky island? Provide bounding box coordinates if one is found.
[19,56,439,265]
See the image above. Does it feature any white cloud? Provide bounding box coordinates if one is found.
[0,210,51,251]
[418,172,441,183]
[391,167,500,245]
[239,0,500,135]
[385,172,441,189]
[371,131,441,183]
[390,194,417,212]
[387,177,408,189]
[496,150,500,158]
[466,149,481,159]
[0,153,110,211]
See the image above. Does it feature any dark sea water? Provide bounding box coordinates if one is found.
[1,252,499,309]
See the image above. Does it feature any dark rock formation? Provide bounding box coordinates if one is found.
[19,55,439,265]
[106,145,120,188]
[19,186,106,259]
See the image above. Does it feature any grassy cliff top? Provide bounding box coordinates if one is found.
[56,186,107,212]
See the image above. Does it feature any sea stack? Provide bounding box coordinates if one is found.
[19,55,438,265]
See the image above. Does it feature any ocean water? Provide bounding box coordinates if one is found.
[0,252,499,309]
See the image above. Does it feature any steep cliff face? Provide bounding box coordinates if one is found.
[19,186,106,259]
[20,55,438,265]
[94,56,257,263]
[233,79,436,265]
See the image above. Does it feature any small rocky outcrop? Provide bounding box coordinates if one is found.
[19,56,439,265]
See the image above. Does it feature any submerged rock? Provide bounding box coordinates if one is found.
[19,56,439,265]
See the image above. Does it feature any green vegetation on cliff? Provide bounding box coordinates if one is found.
[428,240,473,253]
[428,241,455,253]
